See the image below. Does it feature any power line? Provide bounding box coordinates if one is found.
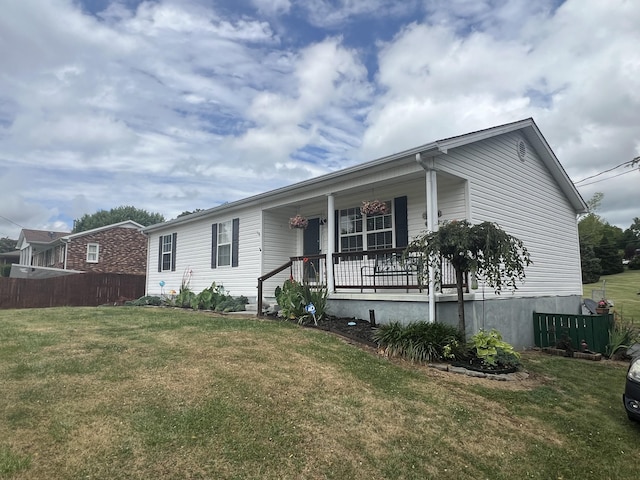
[0,215,25,229]
[576,168,638,187]
[573,160,634,185]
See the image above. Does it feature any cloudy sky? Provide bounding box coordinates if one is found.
[1,0,639,239]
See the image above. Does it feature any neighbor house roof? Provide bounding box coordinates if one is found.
[20,229,70,245]
[0,250,20,261]
[18,221,145,247]
[61,220,145,240]
[143,117,588,233]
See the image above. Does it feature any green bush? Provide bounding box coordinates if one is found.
[470,329,520,367]
[174,287,196,309]
[169,282,248,312]
[607,315,636,358]
[274,278,328,324]
[126,296,163,306]
[372,321,464,363]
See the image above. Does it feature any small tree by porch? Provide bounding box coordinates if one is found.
[406,220,532,336]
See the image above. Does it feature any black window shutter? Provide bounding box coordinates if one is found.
[394,196,408,248]
[211,224,218,269]
[232,218,239,268]
[158,236,163,272]
[171,233,177,271]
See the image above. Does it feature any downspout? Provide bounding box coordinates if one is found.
[62,238,69,270]
[326,194,336,292]
[417,153,438,323]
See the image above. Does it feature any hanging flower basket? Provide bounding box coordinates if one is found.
[289,215,309,229]
[360,200,388,216]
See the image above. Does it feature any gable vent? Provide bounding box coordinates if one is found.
[517,139,527,161]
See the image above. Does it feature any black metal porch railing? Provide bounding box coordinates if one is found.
[331,247,467,292]
[256,248,468,316]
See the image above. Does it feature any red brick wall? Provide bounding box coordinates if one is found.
[65,227,147,275]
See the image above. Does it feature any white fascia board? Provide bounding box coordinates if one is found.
[64,220,145,240]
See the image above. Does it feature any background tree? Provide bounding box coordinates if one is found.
[177,209,205,218]
[72,206,165,233]
[406,220,531,336]
[578,192,626,282]
[595,234,624,275]
[0,237,17,253]
[622,217,640,259]
[579,240,601,284]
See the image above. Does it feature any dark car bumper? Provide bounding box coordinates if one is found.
[624,379,640,421]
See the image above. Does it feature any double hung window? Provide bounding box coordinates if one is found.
[217,220,232,267]
[211,218,239,269]
[158,233,177,272]
[339,201,393,253]
[86,243,99,263]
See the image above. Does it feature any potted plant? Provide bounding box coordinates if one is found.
[289,215,309,229]
[360,200,388,216]
[596,299,610,315]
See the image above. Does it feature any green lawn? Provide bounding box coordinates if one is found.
[1,307,638,479]
[583,268,640,322]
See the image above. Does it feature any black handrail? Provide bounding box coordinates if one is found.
[257,260,292,317]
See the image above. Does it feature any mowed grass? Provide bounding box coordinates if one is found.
[1,307,639,479]
[584,268,640,323]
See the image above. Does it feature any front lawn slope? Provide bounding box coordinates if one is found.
[0,307,637,479]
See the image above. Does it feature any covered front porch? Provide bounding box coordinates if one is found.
[257,153,469,319]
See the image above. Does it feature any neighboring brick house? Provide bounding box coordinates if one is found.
[16,221,147,276]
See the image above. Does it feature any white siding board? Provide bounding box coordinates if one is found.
[146,208,262,299]
[436,132,582,299]
[261,209,299,298]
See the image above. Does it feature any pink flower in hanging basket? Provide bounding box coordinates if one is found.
[289,215,309,229]
[360,200,388,216]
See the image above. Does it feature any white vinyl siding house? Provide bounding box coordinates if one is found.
[143,118,587,348]
[147,210,262,296]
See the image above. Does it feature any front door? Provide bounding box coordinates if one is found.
[303,218,320,282]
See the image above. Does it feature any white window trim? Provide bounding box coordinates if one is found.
[86,243,99,263]
[217,220,232,267]
[161,235,173,271]
[339,201,394,252]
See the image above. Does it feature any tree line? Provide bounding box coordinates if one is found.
[579,192,640,283]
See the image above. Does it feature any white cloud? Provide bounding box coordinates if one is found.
[252,0,291,17]
[0,0,639,235]
[299,0,420,28]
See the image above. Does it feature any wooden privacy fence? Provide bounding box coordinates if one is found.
[533,312,613,355]
[0,273,146,309]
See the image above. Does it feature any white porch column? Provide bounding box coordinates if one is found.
[326,193,336,292]
[419,154,439,323]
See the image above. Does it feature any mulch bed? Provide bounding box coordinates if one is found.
[273,315,378,348]
[311,316,378,348]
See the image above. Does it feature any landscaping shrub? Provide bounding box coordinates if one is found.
[128,283,248,312]
[126,295,163,306]
[607,314,637,359]
[372,321,464,363]
[274,278,327,324]
[469,328,521,368]
[179,282,248,312]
